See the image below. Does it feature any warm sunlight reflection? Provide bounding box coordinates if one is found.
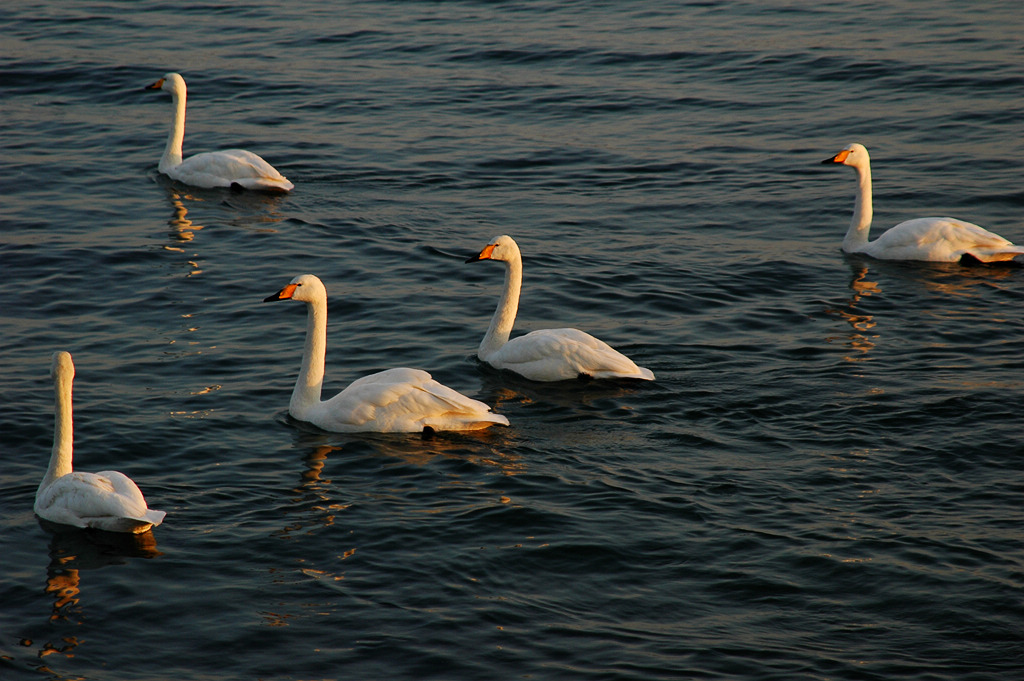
[916,262,1019,298]
[825,266,880,363]
[275,445,349,538]
[27,527,161,666]
[45,562,81,624]
[162,193,204,280]
[166,193,205,243]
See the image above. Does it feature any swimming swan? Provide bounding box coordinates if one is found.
[35,352,166,534]
[822,143,1024,262]
[263,274,509,432]
[145,72,293,192]
[465,235,655,382]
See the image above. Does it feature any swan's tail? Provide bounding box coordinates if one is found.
[119,509,167,533]
[965,246,1024,263]
[423,413,510,431]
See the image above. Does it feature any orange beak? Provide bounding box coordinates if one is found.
[263,283,298,302]
[145,78,165,91]
[822,149,851,165]
[465,243,497,263]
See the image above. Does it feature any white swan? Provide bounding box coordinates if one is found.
[35,352,166,534]
[145,72,293,192]
[822,143,1024,262]
[465,235,655,382]
[263,274,509,433]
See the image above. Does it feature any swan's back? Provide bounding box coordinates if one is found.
[489,328,655,382]
[173,149,294,192]
[35,470,166,534]
[866,217,1024,262]
[306,367,509,433]
[36,350,166,534]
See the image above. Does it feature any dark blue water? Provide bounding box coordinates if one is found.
[2,1,1023,679]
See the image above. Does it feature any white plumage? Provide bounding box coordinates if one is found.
[35,352,166,534]
[822,143,1024,262]
[146,72,293,192]
[264,274,509,433]
[465,235,655,382]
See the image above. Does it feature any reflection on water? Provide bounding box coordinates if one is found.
[825,265,880,363]
[825,256,1023,363]
[22,523,161,671]
[478,364,652,410]
[166,193,204,244]
[914,260,1020,298]
[846,253,1022,297]
[275,445,349,538]
[163,193,204,287]
[285,421,525,474]
[272,430,526,541]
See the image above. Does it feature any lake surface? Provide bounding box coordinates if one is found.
[2,1,1023,679]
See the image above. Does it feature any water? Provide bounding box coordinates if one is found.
[2,0,1023,678]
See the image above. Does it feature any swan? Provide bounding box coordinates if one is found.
[35,352,166,534]
[263,274,510,433]
[465,235,655,382]
[145,72,293,192]
[822,143,1024,262]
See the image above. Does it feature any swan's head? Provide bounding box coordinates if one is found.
[822,143,868,168]
[263,274,326,304]
[145,72,186,97]
[465,234,520,264]
[51,351,74,382]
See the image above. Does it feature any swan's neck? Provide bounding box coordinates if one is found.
[40,372,74,494]
[292,296,328,417]
[160,89,186,172]
[844,162,873,251]
[479,256,522,359]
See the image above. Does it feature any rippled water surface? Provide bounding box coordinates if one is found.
[2,1,1023,679]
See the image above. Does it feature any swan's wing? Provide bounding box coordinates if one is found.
[174,149,293,191]
[95,471,166,525]
[314,368,507,432]
[871,218,1024,262]
[491,328,654,381]
[35,471,164,530]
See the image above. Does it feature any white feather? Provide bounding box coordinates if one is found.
[264,274,509,433]
[466,235,655,382]
[147,72,293,192]
[823,143,1024,262]
[35,352,166,534]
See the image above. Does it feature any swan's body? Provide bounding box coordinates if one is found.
[264,274,509,433]
[35,352,166,534]
[822,143,1024,262]
[465,235,655,382]
[146,72,293,192]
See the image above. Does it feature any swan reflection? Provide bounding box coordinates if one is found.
[27,523,160,664]
[166,192,205,244]
[478,363,651,409]
[273,427,525,539]
[288,427,524,476]
[827,254,1021,363]
[844,252,1020,297]
[275,445,349,538]
[825,265,880,363]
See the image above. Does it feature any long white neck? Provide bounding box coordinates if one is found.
[160,88,186,173]
[844,160,873,252]
[40,367,75,494]
[479,254,522,359]
[291,294,328,417]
